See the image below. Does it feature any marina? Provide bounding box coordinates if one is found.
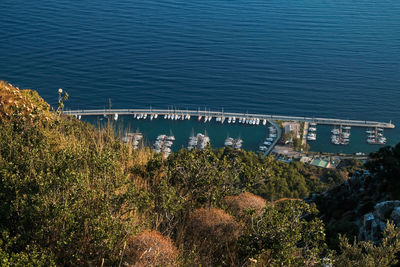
[71,108,395,156]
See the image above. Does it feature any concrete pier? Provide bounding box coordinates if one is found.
[64,108,395,129]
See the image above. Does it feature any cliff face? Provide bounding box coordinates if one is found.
[316,144,400,247]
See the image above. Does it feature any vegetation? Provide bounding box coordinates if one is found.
[1,82,400,266]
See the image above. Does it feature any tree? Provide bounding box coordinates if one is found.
[238,199,329,266]
[335,222,400,267]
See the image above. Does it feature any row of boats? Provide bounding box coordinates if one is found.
[134,113,160,120]
[188,133,210,150]
[224,137,243,149]
[331,125,351,145]
[122,132,143,150]
[130,112,270,126]
[307,122,317,141]
[366,128,386,145]
[215,116,268,126]
[153,135,175,157]
[259,126,277,152]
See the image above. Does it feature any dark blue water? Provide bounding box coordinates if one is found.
[1,0,399,152]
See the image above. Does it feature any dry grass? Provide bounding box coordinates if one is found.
[124,230,178,267]
[186,208,239,265]
[225,192,266,217]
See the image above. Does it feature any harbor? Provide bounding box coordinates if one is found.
[69,108,395,156]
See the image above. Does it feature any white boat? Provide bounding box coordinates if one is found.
[308,127,317,132]
[238,117,242,123]
[266,137,274,141]
[263,119,267,126]
[154,114,158,119]
[204,116,208,123]
[198,115,202,121]
[187,115,190,120]
[157,135,167,140]
[232,117,236,123]
[216,117,221,122]
[224,137,234,146]
[143,114,147,119]
[256,118,260,125]
[134,114,137,119]
[367,138,378,144]
[221,117,226,123]
[150,114,154,120]
[342,126,351,130]
[259,146,268,151]
[307,135,316,141]
[114,113,119,121]
[165,141,173,147]
[167,136,175,141]
[228,117,232,123]
[263,141,271,146]
[310,122,317,126]
[331,129,339,134]
[208,116,212,122]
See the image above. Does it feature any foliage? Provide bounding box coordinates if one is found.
[238,199,329,266]
[366,143,400,198]
[3,82,400,266]
[335,222,400,267]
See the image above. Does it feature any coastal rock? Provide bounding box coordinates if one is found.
[373,201,400,221]
[390,207,400,227]
[358,212,386,242]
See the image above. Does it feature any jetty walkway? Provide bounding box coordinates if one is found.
[64,108,395,129]
[265,120,282,155]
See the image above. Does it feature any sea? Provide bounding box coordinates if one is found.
[0,0,399,154]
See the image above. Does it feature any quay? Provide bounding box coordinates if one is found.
[64,108,395,129]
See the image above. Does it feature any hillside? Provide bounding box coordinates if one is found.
[1,82,400,266]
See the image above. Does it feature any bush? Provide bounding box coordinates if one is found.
[225,192,266,217]
[185,208,239,266]
[124,230,178,267]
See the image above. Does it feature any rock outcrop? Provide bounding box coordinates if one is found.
[358,201,400,242]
